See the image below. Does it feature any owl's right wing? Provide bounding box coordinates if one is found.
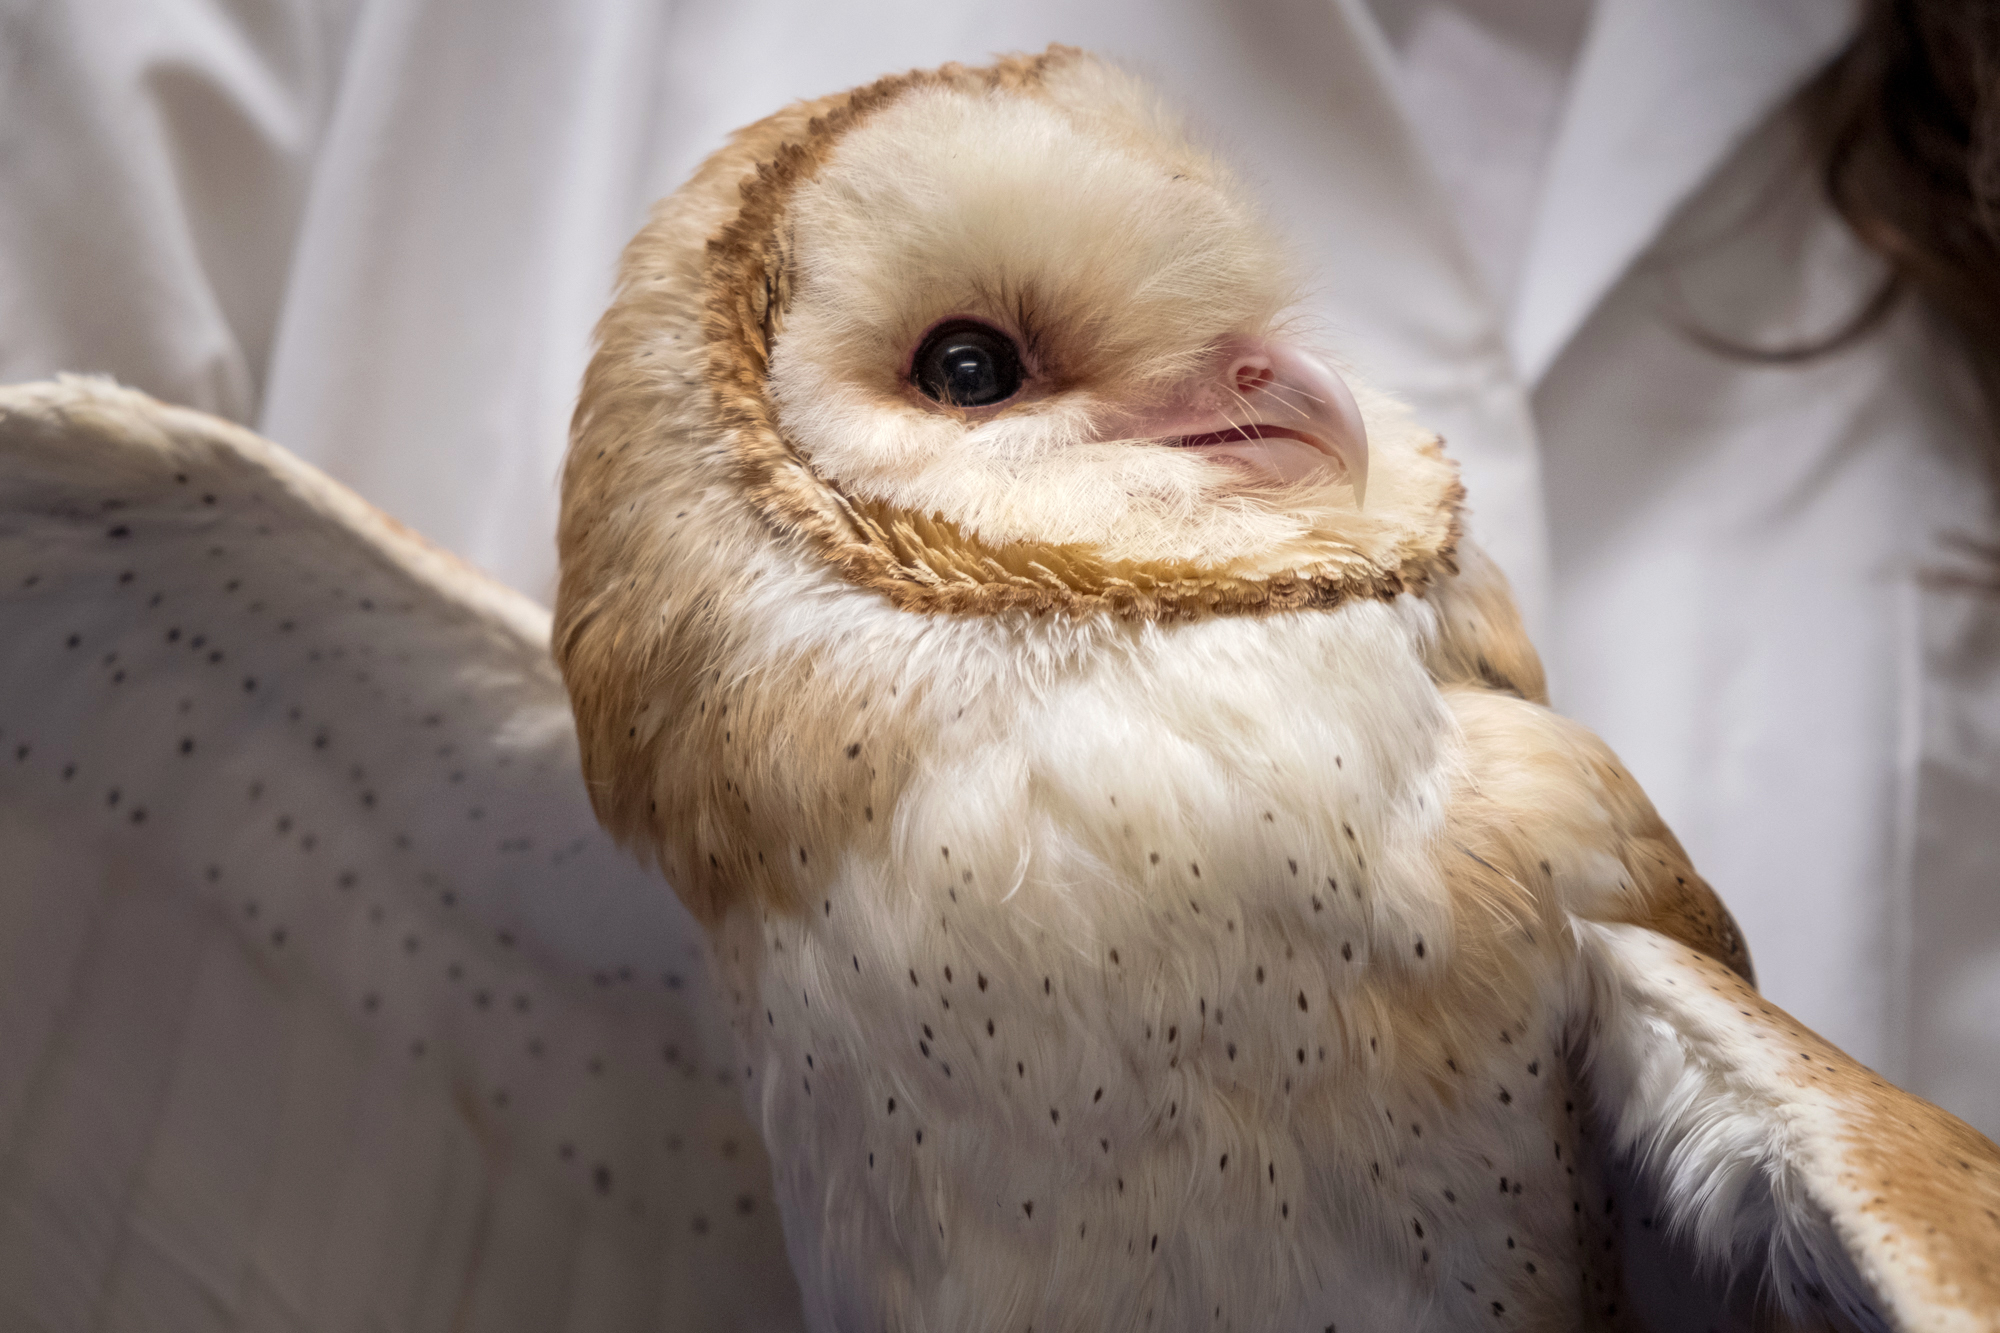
[1446,686,2000,1333]
[0,379,803,1333]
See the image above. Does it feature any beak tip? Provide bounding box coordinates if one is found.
[1333,431,1368,509]
[1261,340,1369,509]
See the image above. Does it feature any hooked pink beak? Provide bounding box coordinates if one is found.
[1102,340,1369,503]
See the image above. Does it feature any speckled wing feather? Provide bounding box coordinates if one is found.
[1439,686,2000,1332]
[1583,921,2000,1333]
[0,378,803,1333]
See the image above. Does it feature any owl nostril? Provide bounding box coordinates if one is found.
[1232,359,1276,396]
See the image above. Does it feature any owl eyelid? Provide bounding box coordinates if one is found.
[904,320,1040,376]
[905,316,1034,374]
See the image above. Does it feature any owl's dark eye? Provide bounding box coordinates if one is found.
[911,321,1024,408]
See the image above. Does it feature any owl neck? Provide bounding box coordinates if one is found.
[642,547,1456,928]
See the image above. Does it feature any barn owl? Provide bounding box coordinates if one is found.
[553,46,2000,1333]
[1,45,1996,1333]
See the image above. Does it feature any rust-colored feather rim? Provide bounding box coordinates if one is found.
[699,45,1464,621]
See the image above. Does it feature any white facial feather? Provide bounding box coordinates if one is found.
[766,80,1411,566]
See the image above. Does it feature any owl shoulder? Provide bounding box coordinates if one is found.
[1418,541,1547,705]
[1436,683,1755,986]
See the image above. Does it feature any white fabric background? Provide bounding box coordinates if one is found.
[4,0,1997,1147]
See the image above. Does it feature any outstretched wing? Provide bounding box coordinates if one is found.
[1584,923,2000,1333]
[0,379,803,1333]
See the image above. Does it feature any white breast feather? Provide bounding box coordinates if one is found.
[709,558,1600,1333]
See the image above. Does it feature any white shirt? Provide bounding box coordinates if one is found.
[1369,0,1595,309]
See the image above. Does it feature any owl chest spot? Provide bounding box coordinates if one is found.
[722,880,1596,1332]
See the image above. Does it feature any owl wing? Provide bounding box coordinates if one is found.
[1585,922,2000,1333]
[0,379,803,1333]
[1445,686,2000,1333]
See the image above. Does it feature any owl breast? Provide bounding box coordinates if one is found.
[709,596,1625,1333]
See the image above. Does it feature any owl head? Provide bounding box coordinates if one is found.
[557,48,1464,890]
[567,45,1458,606]
[766,50,1376,562]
